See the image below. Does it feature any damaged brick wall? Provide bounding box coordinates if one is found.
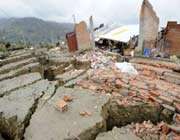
[75,21,92,52]
[137,0,159,53]
[164,21,180,56]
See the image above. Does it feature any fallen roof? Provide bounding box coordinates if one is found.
[95,24,139,43]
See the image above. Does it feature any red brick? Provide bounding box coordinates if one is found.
[130,80,148,90]
[174,114,180,124]
[149,90,160,97]
[115,79,123,88]
[173,136,180,140]
[161,123,170,134]
[63,95,73,102]
[57,99,68,112]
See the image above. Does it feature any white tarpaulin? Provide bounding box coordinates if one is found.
[115,62,138,75]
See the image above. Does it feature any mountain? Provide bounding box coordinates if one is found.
[0,17,74,44]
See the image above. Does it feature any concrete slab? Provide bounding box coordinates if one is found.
[9,50,30,57]
[0,80,54,139]
[130,57,178,70]
[24,87,109,140]
[0,53,33,66]
[0,73,42,97]
[0,63,41,81]
[55,69,86,85]
[64,73,88,88]
[48,57,75,66]
[96,127,141,140]
[0,57,37,74]
[75,59,91,70]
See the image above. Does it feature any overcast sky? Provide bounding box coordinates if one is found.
[0,0,179,27]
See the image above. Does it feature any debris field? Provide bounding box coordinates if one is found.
[0,47,179,140]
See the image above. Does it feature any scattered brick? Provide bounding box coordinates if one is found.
[63,95,73,102]
[149,90,161,97]
[79,111,92,117]
[56,99,68,112]
[160,123,170,134]
[174,114,180,124]
[115,79,123,88]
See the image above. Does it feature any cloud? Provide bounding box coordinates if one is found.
[0,0,179,26]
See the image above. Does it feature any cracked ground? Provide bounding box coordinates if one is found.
[0,48,180,140]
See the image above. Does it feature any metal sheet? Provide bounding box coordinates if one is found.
[66,32,78,52]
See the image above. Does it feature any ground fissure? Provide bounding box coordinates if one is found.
[0,48,179,140]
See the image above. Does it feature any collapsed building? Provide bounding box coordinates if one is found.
[158,21,180,57]
[95,24,139,55]
[66,21,93,53]
[138,0,180,58]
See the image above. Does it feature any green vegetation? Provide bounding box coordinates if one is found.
[0,17,73,44]
[0,46,7,52]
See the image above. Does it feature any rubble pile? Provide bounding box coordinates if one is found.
[75,51,180,139]
[76,56,180,114]
[98,120,180,140]
[0,48,179,140]
[75,49,117,69]
[125,120,180,140]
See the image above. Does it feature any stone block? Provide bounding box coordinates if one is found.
[55,69,86,85]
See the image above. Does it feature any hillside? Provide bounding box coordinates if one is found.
[0,17,74,44]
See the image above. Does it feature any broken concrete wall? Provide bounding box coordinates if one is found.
[75,21,92,52]
[137,0,159,54]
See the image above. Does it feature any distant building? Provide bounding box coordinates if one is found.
[66,21,92,53]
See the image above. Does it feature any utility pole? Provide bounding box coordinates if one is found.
[72,14,76,25]
[89,16,95,48]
